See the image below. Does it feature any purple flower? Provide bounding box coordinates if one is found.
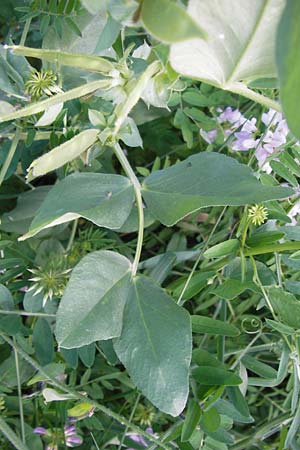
[261,108,283,127]
[255,146,272,174]
[218,107,244,126]
[64,424,83,447]
[232,131,257,151]
[200,128,217,144]
[126,428,154,449]
[34,427,49,436]
[254,109,290,172]
[242,117,257,133]
[231,118,257,151]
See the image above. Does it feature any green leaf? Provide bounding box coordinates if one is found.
[201,407,220,433]
[203,239,239,259]
[0,284,14,310]
[192,349,225,369]
[265,318,295,335]
[27,129,99,181]
[276,0,300,139]
[80,0,106,14]
[266,286,300,329]
[114,275,192,416]
[246,231,285,247]
[191,316,240,337]
[213,279,259,300]
[21,173,134,240]
[142,153,292,226]
[227,387,251,419]
[78,343,95,367]
[32,319,54,366]
[181,400,202,442]
[241,355,277,379]
[141,0,205,43]
[56,250,132,348]
[94,14,121,52]
[170,0,284,108]
[270,160,298,187]
[192,367,242,386]
[171,272,214,302]
[0,186,51,235]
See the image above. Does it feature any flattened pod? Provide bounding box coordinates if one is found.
[27,129,99,181]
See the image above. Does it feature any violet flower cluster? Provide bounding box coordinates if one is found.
[34,424,83,449]
[202,107,290,173]
[126,427,154,449]
[202,107,300,225]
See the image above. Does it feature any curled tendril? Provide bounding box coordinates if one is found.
[241,316,263,334]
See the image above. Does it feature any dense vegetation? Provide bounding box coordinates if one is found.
[1,1,300,449]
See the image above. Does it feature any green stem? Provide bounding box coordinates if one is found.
[13,337,25,444]
[1,334,170,450]
[0,310,56,317]
[65,219,78,253]
[20,18,31,46]
[228,82,281,111]
[0,127,21,187]
[117,393,141,450]
[0,415,30,450]
[217,299,227,363]
[275,252,283,287]
[177,207,227,305]
[231,412,291,450]
[244,241,300,256]
[113,143,144,276]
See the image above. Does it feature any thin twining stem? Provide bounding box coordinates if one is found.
[113,143,144,276]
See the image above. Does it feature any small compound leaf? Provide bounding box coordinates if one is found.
[191,316,240,336]
[21,173,134,240]
[56,251,132,348]
[114,275,192,416]
[181,399,202,442]
[142,153,292,226]
[192,367,242,386]
[266,286,300,329]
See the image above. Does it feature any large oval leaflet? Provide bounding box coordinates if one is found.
[20,172,135,240]
[113,275,192,417]
[169,0,285,107]
[141,152,293,226]
[55,250,132,349]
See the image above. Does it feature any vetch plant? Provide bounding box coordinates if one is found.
[1,1,300,449]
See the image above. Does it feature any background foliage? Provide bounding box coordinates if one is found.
[1,1,300,449]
